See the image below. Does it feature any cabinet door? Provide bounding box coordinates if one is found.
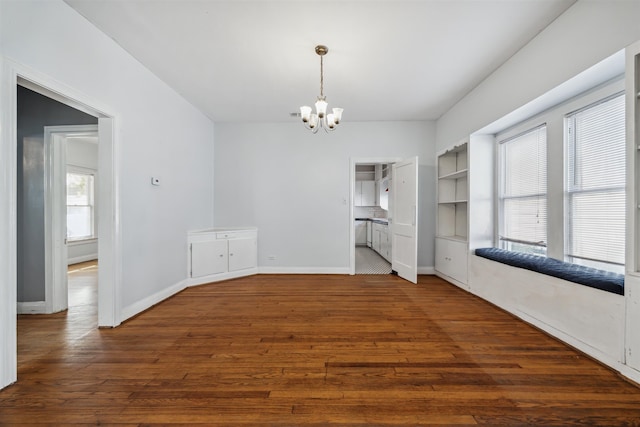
[355,221,367,245]
[191,240,228,277]
[435,238,468,284]
[361,181,376,206]
[228,238,257,272]
[372,227,380,252]
[382,228,391,262]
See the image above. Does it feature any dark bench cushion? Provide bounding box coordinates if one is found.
[474,247,624,295]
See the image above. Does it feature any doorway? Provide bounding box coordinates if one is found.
[353,162,393,275]
[1,62,120,388]
[44,125,99,314]
[350,156,419,283]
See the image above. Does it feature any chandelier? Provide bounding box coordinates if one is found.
[300,45,343,133]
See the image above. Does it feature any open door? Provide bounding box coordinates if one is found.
[391,157,418,283]
[44,125,98,313]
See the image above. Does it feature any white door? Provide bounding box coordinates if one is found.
[391,157,418,283]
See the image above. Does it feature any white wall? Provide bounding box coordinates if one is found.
[0,0,215,388]
[437,0,640,149]
[214,121,436,272]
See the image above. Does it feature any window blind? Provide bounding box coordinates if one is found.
[67,172,96,241]
[567,93,625,268]
[499,125,547,252]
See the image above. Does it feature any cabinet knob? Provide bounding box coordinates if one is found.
[230,253,234,256]
[219,254,224,258]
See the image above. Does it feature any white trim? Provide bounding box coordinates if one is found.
[509,306,622,370]
[259,267,351,275]
[120,280,188,323]
[417,266,435,275]
[17,301,47,315]
[0,56,19,389]
[97,116,121,328]
[619,364,640,386]
[187,267,261,287]
[434,271,468,290]
[68,254,98,265]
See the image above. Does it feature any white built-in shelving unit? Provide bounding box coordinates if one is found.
[435,136,493,288]
[437,143,468,242]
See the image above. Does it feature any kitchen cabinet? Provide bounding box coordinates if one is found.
[355,220,367,245]
[372,225,381,252]
[371,221,391,262]
[188,227,257,281]
[355,180,376,206]
[366,220,372,248]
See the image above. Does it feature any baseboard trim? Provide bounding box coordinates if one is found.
[418,266,435,275]
[120,280,188,323]
[186,268,259,287]
[118,265,432,324]
[68,254,98,265]
[17,301,47,314]
[259,267,351,275]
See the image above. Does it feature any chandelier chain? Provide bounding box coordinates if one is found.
[320,55,324,97]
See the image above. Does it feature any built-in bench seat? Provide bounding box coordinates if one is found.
[474,247,624,295]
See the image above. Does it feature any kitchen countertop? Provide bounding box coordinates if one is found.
[355,218,389,225]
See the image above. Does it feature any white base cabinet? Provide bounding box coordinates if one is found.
[189,228,257,281]
[371,221,391,262]
[435,237,468,286]
[355,220,367,245]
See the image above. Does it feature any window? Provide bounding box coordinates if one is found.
[67,171,95,241]
[566,93,625,273]
[499,125,547,255]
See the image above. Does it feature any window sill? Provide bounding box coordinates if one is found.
[68,238,98,246]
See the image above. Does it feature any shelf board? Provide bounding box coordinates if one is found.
[438,169,468,180]
[438,199,468,204]
[436,234,468,243]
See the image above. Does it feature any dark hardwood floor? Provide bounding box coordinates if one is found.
[3,270,640,425]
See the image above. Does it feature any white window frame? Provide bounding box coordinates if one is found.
[66,166,97,242]
[497,124,548,255]
[565,92,625,272]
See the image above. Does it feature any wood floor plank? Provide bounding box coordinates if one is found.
[3,270,640,425]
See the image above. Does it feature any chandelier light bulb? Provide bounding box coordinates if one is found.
[315,97,328,119]
[332,107,343,124]
[300,106,312,123]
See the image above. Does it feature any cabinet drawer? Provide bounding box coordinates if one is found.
[216,231,256,240]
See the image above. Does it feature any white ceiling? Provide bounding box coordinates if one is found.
[64,0,576,123]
